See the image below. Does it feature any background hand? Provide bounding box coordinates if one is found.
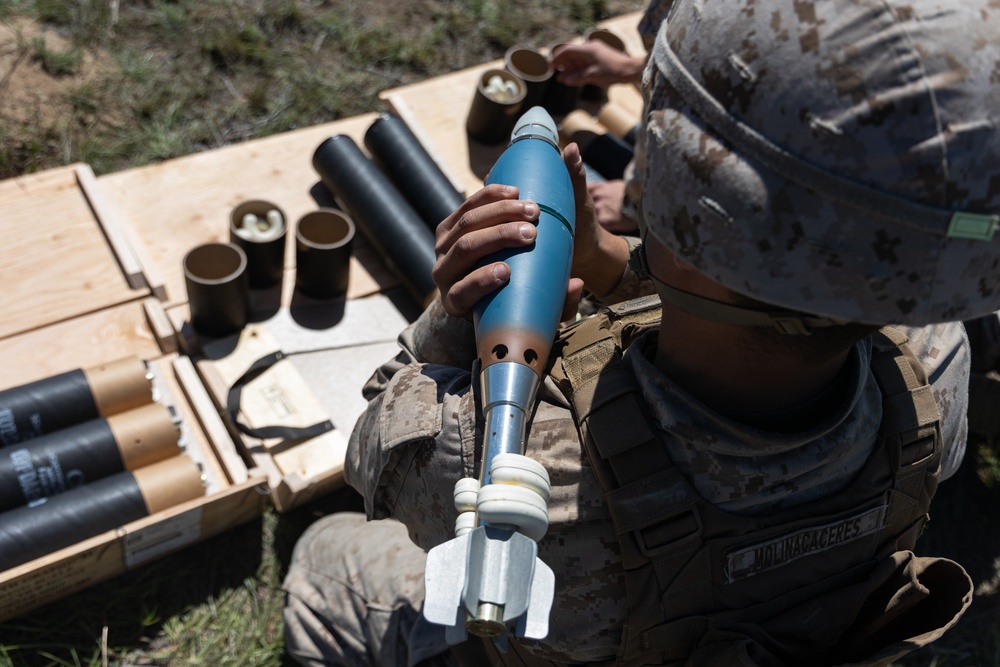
[549,41,644,88]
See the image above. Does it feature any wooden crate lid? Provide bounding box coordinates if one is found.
[0,164,146,340]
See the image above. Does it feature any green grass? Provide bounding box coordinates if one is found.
[0,0,632,178]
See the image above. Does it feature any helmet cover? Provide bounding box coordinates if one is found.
[640,0,1000,325]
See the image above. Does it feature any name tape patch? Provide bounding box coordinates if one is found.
[725,505,887,582]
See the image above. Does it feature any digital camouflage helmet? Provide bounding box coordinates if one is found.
[639,0,1000,327]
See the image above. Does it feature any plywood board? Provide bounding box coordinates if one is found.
[0,300,163,391]
[96,114,399,308]
[0,165,144,340]
[379,12,646,194]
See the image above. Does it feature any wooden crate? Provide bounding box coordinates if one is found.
[0,351,269,622]
[0,108,424,615]
[167,282,413,512]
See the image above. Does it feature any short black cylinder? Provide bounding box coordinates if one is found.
[543,41,581,117]
[504,46,553,112]
[363,113,465,232]
[295,209,355,300]
[182,242,250,338]
[229,199,287,288]
[581,28,627,102]
[466,68,526,145]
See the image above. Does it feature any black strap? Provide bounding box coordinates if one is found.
[226,351,335,441]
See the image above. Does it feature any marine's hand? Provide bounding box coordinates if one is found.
[563,143,632,297]
[549,41,644,88]
[432,184,539,319]
[588,179,638,234]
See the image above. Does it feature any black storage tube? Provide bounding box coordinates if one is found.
[0,456,204,572]
[581,133,635,181]
[313,134,438,307]
[0,357,151,447]
[0,470,147,571]
[363,113,465,232]
[0,371,96,447]
[0,403,180,512]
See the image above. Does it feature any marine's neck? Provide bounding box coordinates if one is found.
[654,306,850,416]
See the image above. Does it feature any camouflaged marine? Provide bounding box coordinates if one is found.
[283,0,998,665]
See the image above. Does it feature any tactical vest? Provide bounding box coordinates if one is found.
[466,296,972,667]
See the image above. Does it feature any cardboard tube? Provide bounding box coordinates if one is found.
[363,113,466,232]
[0,403,181,512]
[597,102,640,144]
[504,46,553,112]
[133,455,205,515]
[107,403,181,470]
[183,242,250,338]
[295,208,356,300]
[0,357,153,447]
[560,110,634,181]
[82,356,153,418]
[581,28,627,102]
[466,68,526,145]
[312,134,439,306]
[544,40,581,117]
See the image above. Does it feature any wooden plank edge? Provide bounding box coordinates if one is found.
[273,466,344,513]
[74,164,145,290]
[0,476,266,623]
[171,355,250,485]
[75,164,169,302]
[143,296,178,354]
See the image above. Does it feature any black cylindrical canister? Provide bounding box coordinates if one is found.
[229,199,288,289]
[312,134,438,307]
[295,209,356,300]
[544,41,582,117]
[465,68,526,145]
[182,242,250,338]
[363,113,465,232]
[0,455,204,572]
[0,403,180,512]
[581,28,627,102]
[0,357,152,447]
[504,46,553,113]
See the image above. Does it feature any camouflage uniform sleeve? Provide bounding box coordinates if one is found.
[346,297,480,549]
[589,235,657,307]
[360,297,477,402]
[897,321,970,481]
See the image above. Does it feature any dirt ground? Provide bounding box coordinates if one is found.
[0,19,106,128]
